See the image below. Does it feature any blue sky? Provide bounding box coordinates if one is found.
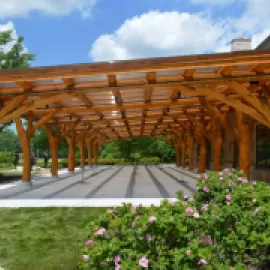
[0,0,269,67]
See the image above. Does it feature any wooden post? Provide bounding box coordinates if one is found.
[181,141,186,168]
[212,117,223,171]
[175,144,181,167]
[46,125,60,177]
[87,138,93,166]
[187,137,194,170]
[235,111,253,177]
[198,137,207,173]
[78,140,85,168]
[93,143,98,165]
[15,118,31,183]
[66,130,76,172]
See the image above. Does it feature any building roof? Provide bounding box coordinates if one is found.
[256,35,270,50]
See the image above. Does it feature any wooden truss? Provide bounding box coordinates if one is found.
[0,49,270,181]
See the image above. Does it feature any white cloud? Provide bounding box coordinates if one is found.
[0,0,97,19]
[90,0,270,62]
[90,11,230,61]
[191,0,236,6]
[232,0,270,34]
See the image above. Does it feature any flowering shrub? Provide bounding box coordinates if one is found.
[78,169,270,269]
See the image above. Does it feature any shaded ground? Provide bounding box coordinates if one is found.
[0,207,106,270]
[0,165,198,199]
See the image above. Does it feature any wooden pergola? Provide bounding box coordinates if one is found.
[0,49,270,183]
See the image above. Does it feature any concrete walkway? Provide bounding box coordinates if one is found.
[0,165,199,207]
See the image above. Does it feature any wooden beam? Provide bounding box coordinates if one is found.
[227,81,270,123]
[61,118,81,138]
[200,98,240,140]
[183,111,211,141]
[30,111,58,136]
[183,69,196,79]
[200,87,270,127]
[0,95,28,120]
[0,93,69,124]
[0,50,269,83]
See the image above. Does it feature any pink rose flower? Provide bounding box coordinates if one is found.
[219,171,223,176]
[193,212,200,219]
[202,179,205,184]
[115,265,121,270]
[185,207,193,215]
[202,204,209,212]
[83,255,89,262]
[238,177,243,182]
[114,255,121,265]
[148,216,157,223]
[219,176,224,181]
[145,234,151,241]
[226,194,231,201]
[169,200,175,206]
[228,180,234,186]
[182,201,188,205]
[198,259,207,265]
[203,186,209,193]
[139,257,148,268]
[96,228,106,235]
[223,168,229,172]
[204,174,208,179]
[133,205,140,211]
[85,239,93,246]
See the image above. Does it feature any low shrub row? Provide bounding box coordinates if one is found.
[78,169,270,269]
[0,152,13,165]
[138,157,160,165]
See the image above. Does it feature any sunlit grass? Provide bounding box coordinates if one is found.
[0,208,106,270]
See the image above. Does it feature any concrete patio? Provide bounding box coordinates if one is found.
[0,165,199,206]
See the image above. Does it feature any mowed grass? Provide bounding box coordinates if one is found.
[0,207,106,270]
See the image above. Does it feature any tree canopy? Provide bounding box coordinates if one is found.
[100,137,176,163]
[0,29,35,131]
[0,128,21,152]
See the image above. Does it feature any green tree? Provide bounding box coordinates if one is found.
[100,136,176,163]
[0,128,21,152]
[0,29,35,131]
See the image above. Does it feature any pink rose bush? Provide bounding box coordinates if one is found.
[79,169,270,269]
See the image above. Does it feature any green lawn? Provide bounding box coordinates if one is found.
[0,208,106,270]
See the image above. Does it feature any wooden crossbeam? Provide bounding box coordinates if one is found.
[192,87,270,127]
[0,93,69,124]
[29,110,59,136]
[183,69,196,79]
[183,110,211,141]
[217,66,235,76]
[227,81,270,124]
[61,118,81,138]
[16,81,34,91]
[200,97,240,140]
[0,95,28,120]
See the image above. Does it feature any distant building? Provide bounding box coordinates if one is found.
[256,35,270,50]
